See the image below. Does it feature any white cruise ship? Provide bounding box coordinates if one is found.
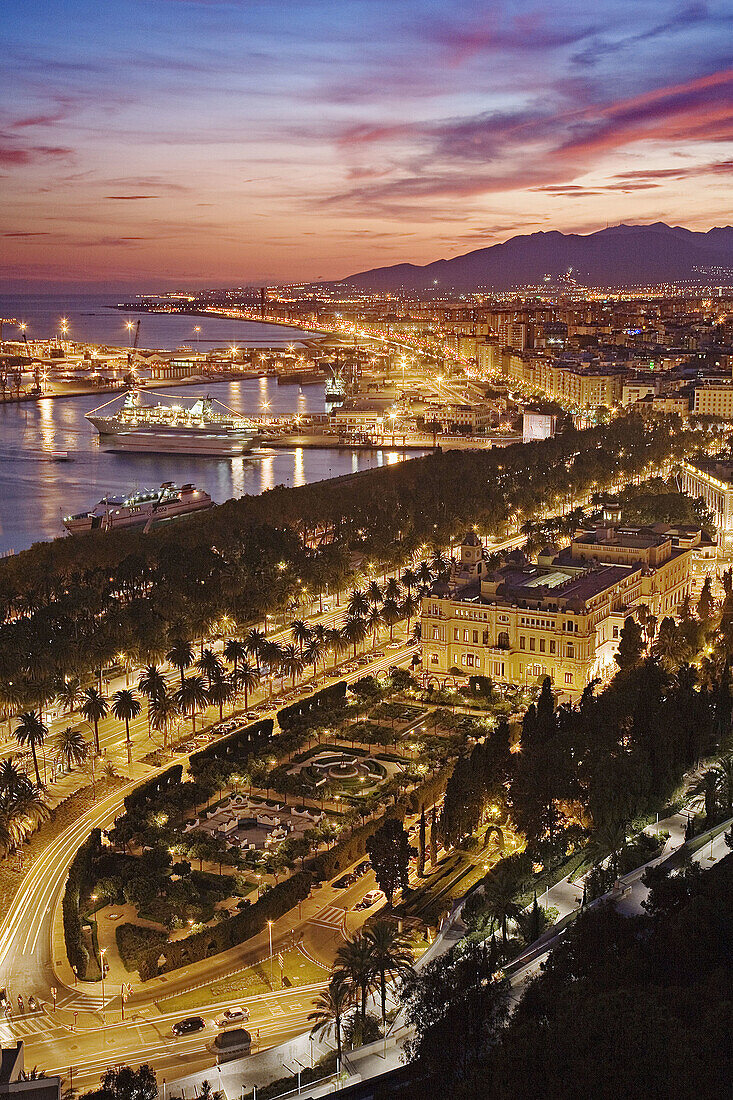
[86,390,262,456]
[64,482,214,535]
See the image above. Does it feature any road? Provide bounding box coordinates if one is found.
[0,628,420,1087]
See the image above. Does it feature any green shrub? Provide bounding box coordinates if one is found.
[62,828,102,980]
[136,870,312,980]
[116,923,169,972]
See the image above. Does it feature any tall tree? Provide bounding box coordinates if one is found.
[165,639,194,690]
[14,711,47,788]
[367,817,413,906]
[80,687,107,755]
[615,616,645,670]
[365,920,414,1026]
[111,689,142,771]
[418,805,426,877]
[308,976,354,1066]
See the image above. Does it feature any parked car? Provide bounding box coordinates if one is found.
[216,1007,250,1027]
[172,1016,205,1036]
[333,873,356,889]
[354,860,371,877]
[353,890,383,912]
[387,642,402,650]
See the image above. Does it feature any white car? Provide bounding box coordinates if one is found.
[217,1006,250,1027]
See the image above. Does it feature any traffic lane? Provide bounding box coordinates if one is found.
[37,1006,315,1088]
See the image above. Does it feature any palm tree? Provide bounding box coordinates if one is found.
[303,636,324,678]
[197,648,224,687]
[381,598,402,642]
[367,606,383,648]
[234,661,260,710]
[334,933,377,1020]
[244,628,266,672]
[384,576,402,603]
[401,593,420,634]
[0,758,30,807]
[342,616,368,659]
[290,620,311,658]
[308,976,354,1066]
[138,664,167,735]
[481,862,523,949]
[53,727,89,772]
[366,580,383,607]
[416,560,434,589]
[111,689,142,771]
[80,687,107,755]
[401,567,417,595]
[223,638,247,677]
[150,689,180,751]
[208,672,235,722]
[14,711,47,788]
[280,644,304,689]
[166,639,194,690]
[175,674,209,733]
[56,676,83,716]
[592,818,627,877]
[260,640,284,699]
[365,921,414,1026]
[326,627,347,669]
[347,589,370,618]
[710,754,733,818]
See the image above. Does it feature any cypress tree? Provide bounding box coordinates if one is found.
[418,805,426,877]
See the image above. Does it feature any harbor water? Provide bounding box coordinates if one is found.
[0,378,422,555]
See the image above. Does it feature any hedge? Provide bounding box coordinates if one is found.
[116,923,168,973]
[312,766,453,881]
[124,764,183,814]
[189,718,274,773]
[137,869,312,980]
[62,828,102,980]
[277,681,347,731]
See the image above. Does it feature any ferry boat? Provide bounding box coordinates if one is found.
[86,390,262,456]
[325,370,346,402]
[63,482,214,535]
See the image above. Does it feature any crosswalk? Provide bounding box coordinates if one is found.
[0,1013,65,1042]
[307,905,346,930]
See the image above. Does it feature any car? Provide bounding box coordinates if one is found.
[373,650,385,658]
[333,873,356,889]
[387,642,402,650]
[354,860,370,877]
[172,1016,205,1036]
[353,889,383,911]
[244,711,259,720]
[216,1006,250,1027]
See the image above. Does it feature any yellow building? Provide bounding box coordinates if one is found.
[421,525,697,696]
[506,352,625,410]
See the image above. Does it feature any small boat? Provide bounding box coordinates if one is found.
[63,482,214,535]
[51,450,73,462]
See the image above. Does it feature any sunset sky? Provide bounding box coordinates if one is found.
[3,0,733,290]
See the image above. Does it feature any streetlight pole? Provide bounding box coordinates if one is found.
[268,920,273,988]
[100,948,107,1022]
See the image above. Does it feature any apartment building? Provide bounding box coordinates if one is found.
[421,525,697,695]
[692,384,733,419]
[507,352,625,409]
[680,456,733,551]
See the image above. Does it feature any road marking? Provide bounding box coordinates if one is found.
[307,905,346,929]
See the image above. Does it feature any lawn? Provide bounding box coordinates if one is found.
[156,946,327,1011]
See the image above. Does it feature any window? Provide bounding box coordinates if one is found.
[529,637,535,652]
[454,628,459,641]
[432,627,440,640]
[466,654,474,667]
[550,640,556,654]
[473,630,479,644]
[431,653,439,665]
[567,643,574,658]
[498,631,510,649]
[463,629,469,642]
[520,636,526,650]
[483,630,489,644]
[565,673,573,685]
[539,638,545,653]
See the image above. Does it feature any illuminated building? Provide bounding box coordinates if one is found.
[421,524,698,695]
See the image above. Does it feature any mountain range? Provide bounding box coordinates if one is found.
[339,223,733,291]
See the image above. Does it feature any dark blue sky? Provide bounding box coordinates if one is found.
[3,0,732,288]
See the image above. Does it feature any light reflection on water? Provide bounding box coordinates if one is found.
[0,378,426,554]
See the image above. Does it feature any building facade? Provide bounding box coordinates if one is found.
[421,526,697,696]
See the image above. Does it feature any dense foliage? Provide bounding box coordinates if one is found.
[0,416,703,712]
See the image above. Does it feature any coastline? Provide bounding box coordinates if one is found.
[0,370,273,405]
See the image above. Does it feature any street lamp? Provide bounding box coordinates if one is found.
[100,948,107,1021]
[267,920,273,987]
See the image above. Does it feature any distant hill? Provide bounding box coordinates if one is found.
[339,223,733,291]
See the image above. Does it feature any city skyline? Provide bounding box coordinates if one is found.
[3,0,733,290]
